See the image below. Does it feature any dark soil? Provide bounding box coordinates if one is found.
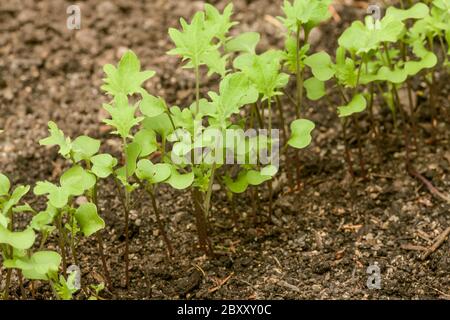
[0,0,449,299]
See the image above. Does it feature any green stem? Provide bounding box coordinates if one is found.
[122,138,130,289]
[205,163,216,218]
[195,64,200,115]
[56,214,67,274]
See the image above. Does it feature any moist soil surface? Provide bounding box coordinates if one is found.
[0,0,449,299]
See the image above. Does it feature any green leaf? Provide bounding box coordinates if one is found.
[288,119,315,149]
[166,167,194,190]
[142,113,174,138]
[283,37,310,73]
[139,92,167,118]
[0,225,35,249]
[0,173,10,196]
[60,165,96,196]
[30,207,57,233]
[234,50,288,99]
[136,160,171,184]
[205,3,237,43]
[4,251,61,280]
[133,129,158,157]
[103,94,143,139]
[279,0,332,33]
[115,142,142,183]
[338,17,404,55]
[39,121,72,158]
[304,77,325,100]
[383,3,430,24]
[168,12,217,68]
[90,154,118,178]
[34,166,96,208]
[304,51,335,81]
[75,203,105,237]
[337,94,367,117]
[101,50,155,96]
[34,181,69,208]
[72,136,100,162]
[223,171,249,194]
[225,32,260,54]
[246,169,272,185]
[208,73,259,124]
[2,185,30,216]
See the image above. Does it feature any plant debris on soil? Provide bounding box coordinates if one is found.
[0,0,449,300]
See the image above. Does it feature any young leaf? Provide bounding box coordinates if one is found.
[0,225,35,250]
[337,94,367,117]
[166,166,194,190]
[304,51,335,81]
[60,165,96,196]
[34,181,69,208]
[2,185,30,215]
[115,142,142,182]
[90,154,118,178]
[225,32,260,54]
[204,3,237,43]
[133,129,158,157]
[0,173,10,196]
[4,251,61,280]
[279,0,332,33]
[223,171,249,194]
[72,136,100,162]
[288,119,315,149]
[136,160,171,184]
[168,12,217,68]
[139,92,167,118]
[39,121,72,158]
[75,203,105,237]
[102,94,144,139]
[234,50,288,100]
[283,37,310,73]
[304,77,325,100]
[101,50,155,96]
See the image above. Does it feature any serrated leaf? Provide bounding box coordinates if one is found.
[39,121,72,158]
[72,136,100,162]
[4,251,61,280]
[234,50,288,99]
[284,37,310,73]
[101,50,155,96]
[225,32,260,54]
[205,3,237,43]
[337,94,367,117]
[168,12,218,69]
[304,77,325,100]
[288,119,315,149]
[279,0,332,33]
[75,203,105,237]
[103,95,143,139]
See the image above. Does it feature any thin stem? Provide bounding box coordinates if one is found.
[192,188,213,257]
[295,24,301,118]
[122,138,130,289]
[56,214,67,274]
[204,163,216,218]
[195,64,200,115]
[145,184,173,257]
[96,232,112,290]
